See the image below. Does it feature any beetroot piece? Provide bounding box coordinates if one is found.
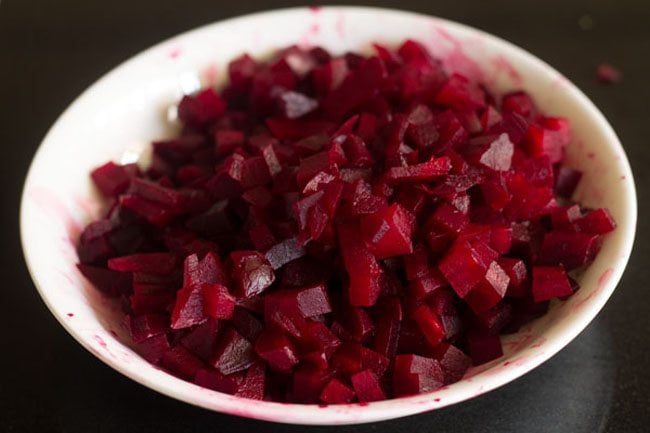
[78,41,614,403]
[210,327,255,375]
[596,63,621,84]
[392,354,444,396]
[532,266,573,302]
[320,378,356,404]
[91,161,132,197]
[230,251,275,298]
[202,284,235,319]
[351,369,386,402]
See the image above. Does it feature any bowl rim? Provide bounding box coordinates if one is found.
[20,5,637,425]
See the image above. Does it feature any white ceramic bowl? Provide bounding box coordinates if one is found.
[20,6,636,425]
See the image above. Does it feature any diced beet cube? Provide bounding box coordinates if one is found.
[214,129,244,157]
[575,208,616,234]
[299,320,341,357]
[161,345,205,380]
[549,204,582,230]
[413,305,446,348]
[501,91,537,118]
[409,272,447,301]
[539,231,601,270]
[498,257,529,297]
[91,162,132,197]
[265,237,306,270]
[126,314,167,343]
[203,284,235,319]
[464,262,510,313]
[77,264,132,297]
[384,157,451,183]
[231,307,263,342]
[183,252,229,287]
[338,221,383,307]
[230,251,275,298]
[320,378,356,404]
[333,343,389,377]
[108,252,177,274]
[466,332,503,365]
[554,166,582,198]
[235,362,266,400]
[194,368,242,395]
[255,330,300,372]
[290,365,332,403]
[361,203,415,259]
[180,318,220,362]
[434,73,486,110]
[433,343,472,384]
[438,240,489,298]
[532,266,573,302]
[178,88,226,126]
[136,334,170,363]
[130,292,175,315]
[427,201,469,235]
[171,285,207,329]
[332,307,375,343]
[524,117,571,164]
[351,369,386,402]
[210,327,255,375]
[392,354,444,396]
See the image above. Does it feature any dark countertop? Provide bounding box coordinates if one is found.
[1,1,648,432]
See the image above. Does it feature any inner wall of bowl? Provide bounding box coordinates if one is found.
[22,7,632,421]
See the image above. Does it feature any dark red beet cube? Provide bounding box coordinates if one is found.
[202,284,235,319]
[351,369,386,402]
[180,318,220,362]
[392,354,444,396]
[464,262,510,313]
[466,332,503,365]
[575,208,616,234]
[338,221,383,306]
[91,161,132,197]
[532,266,573,302]
[438,240,489,298]
[320,378,356,404]
[161,345,205,380]
[230,251,275,298]
[433,344,472,384]
[194,368,242,395]
[210,327,255,375]
[126,314,167,343]
[539,231,600,270]
[108,252,177,274]
[136,334,170,363]
[361,203,415,259]
[255,330,300,372]
[413,305,446,348]
[235,362,266,400]
[171,284,207,329]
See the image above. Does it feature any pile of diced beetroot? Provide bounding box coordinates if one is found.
[77,40,616,404]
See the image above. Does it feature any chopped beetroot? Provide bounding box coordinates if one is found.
[532,266,573,302]
[78,42,614,403]
[210,327,255,375]
[91,161,132,197]
[351,369,386,402]
[230,251,275,298]
[202,284,235,319]
[392,354,444,396]
[254,330,300,372]
[320,378,356,404]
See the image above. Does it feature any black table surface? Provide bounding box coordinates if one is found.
[1,0,648,431]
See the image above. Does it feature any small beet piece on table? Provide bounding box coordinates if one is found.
[77,42,615,403]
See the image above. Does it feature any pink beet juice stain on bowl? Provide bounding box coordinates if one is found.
[74,39,617,405]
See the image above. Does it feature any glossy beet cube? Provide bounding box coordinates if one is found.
[532,266,573,302]
[433,343,472,384]
[320,378,356,404]
[413,305,446,348]
[255,330,300,372]
[392,354,444,396]
[525,117,571,164]
[178,88,226,126]
[333,343,389,377]
[290,365,332,403]
[338,221,383,307]
[384,157,451,183]
[230,251,275,298]
[498,258,529,297]
[265,237,306,270]
[202,284,235,319]
[427,201,469,235]
[210,327,255,375]
[235,362,266,400]
[183,252,229,287]
[171,284,207,329]
[575,208,616,234]
[434,73,486,110]
[351,369,386,402]
[180,318,220,362]
[135,334,170,363]
[361,203,415,259]
[299,320,341,357]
